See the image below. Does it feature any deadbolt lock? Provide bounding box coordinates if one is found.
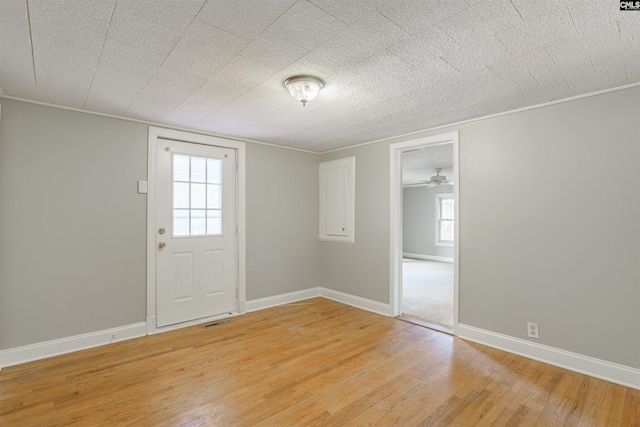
[158,228,165,235]
[158,242,166,250]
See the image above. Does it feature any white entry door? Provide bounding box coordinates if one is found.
[155,138,237,327]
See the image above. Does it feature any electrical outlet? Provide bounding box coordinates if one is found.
[527,322,539,339]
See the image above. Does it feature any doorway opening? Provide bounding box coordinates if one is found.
[401,145,455,332]
[389,132,459,335]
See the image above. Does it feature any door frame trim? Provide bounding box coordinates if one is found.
[388,131,459,335]
[146,127,246,334]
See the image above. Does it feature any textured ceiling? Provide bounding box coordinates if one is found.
[402,143,453,185]
[0,0,638,153]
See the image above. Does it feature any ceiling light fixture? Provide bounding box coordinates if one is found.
[284,75,324,107]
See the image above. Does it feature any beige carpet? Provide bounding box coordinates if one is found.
[402,258,453,328]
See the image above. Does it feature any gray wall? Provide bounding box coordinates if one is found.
[0,99,320,350]
[3,86,639,370]
[246,143,320,300]
[321,87,640,369]
[403,185,454,259]
[320,142,390,303]
[456,88,640,368]
[0,100,148,349]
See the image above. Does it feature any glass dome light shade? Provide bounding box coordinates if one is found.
[284,75,324,106]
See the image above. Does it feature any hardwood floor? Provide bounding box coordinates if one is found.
[1,298,638,426]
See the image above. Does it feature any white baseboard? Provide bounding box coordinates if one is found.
[320,288,391,317]
[0,322,147,369]
[5,302,637,394]
[403,252,453,263]
[0,287,348,369]
[245,287,321,312]
[245,287,391,317]
[458,324,640,391]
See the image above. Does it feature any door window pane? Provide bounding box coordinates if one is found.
[191,183,206,209]
[191,210,206,235]
[174,182,189,209]
[174,209,190,236]
[172,153,226,237]
[191,157,207,183]
[174,154,190,181]
[207,184,221,209]
[207,159,222,184]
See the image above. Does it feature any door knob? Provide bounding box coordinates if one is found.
[158,242,166,250]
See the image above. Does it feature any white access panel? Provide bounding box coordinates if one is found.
[319,157,355,243]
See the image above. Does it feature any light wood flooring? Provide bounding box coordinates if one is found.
[1,298,638,426]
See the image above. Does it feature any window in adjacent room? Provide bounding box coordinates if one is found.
[435,193,454,246]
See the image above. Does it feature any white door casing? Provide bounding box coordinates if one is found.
[146,127,246,334]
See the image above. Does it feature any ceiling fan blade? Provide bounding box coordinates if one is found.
[403,182,437,188]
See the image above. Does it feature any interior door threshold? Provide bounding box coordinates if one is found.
[397,315,453,335]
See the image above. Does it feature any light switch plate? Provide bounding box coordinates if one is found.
[138,180,148,194]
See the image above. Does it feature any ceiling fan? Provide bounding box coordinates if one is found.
[405,168,454,188]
